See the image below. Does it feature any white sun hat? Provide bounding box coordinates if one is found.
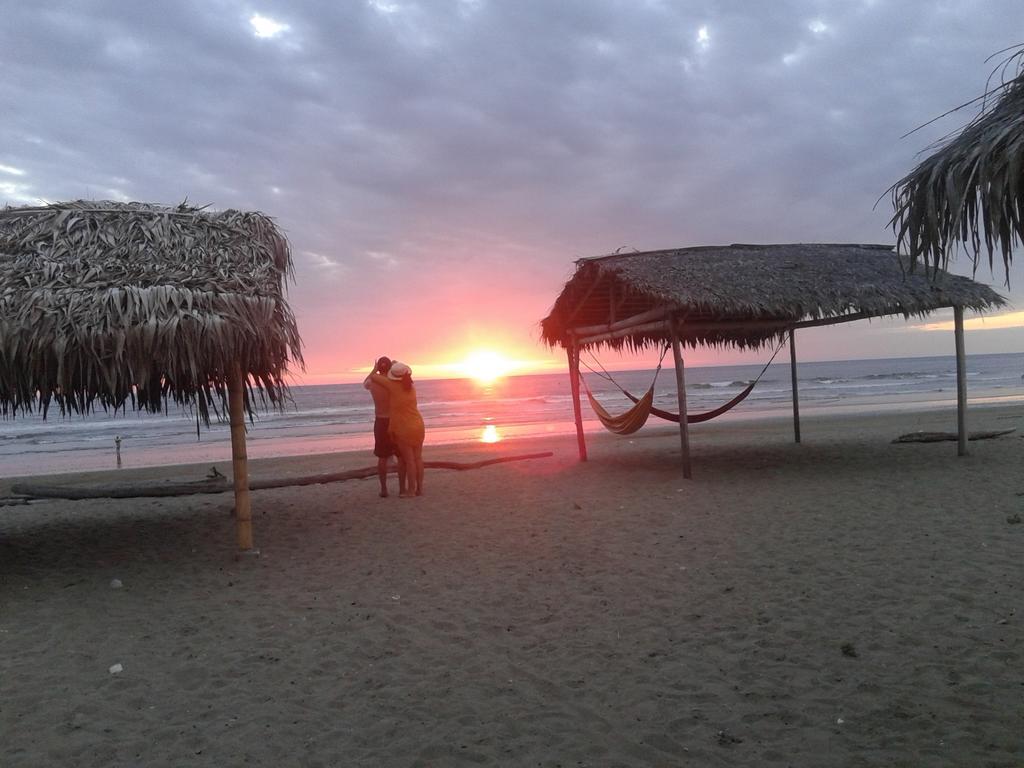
[387,361,411,380]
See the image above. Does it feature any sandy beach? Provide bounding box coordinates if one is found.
[2,405,1022,767]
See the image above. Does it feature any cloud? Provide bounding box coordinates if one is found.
[2,0,1022,379]
[249,14,290,39]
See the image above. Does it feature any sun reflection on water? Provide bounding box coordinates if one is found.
[480,424,501,443]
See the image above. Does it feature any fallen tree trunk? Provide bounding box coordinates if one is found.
[892,429,1016,444]
[10,452,555,501]
[251,452,555,490]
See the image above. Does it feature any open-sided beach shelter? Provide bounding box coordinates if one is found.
[890,48,1023,282]
[540,243,1005,476]
[0,200,303,552]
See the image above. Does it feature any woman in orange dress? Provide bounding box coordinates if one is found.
[370,360,425,497]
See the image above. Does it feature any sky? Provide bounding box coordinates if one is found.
[2,0,1022,383]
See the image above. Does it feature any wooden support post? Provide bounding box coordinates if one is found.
[567,341,588,462]
[670,321,692,479]
[954,306,968,457]
[789,329,801,444]
[228,364,255,552]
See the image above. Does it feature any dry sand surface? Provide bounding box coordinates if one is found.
[2,406,1023,767]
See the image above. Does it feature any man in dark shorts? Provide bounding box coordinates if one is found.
[363,356,403,497]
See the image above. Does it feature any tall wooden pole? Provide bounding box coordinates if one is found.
[567,340,588,462]
[670,320,692,479]
[789,329,801,444]
[954,306,968,457]
[228,364,255,551]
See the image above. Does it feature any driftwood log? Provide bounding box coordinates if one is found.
[9,452,555,501]
[892,429,1015,444]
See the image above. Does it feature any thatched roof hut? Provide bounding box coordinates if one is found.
[0,200,304,552]
[541,243,1004,349]
[541,243,1005,475]
[0,200,302,420]
[890,48,1024,280]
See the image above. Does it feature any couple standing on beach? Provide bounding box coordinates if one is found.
[363,357,425,498]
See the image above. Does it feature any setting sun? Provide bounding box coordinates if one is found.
[457,349,516,384]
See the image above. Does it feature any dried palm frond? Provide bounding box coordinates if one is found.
[0,200,304,423]
[890,46,1024,281]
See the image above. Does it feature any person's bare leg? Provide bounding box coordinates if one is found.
[377,456,389,497]
[398,444,416,497]
[413,445,424,496]
[396,452,407,495]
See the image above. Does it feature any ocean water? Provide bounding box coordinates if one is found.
[1,352,1022,478]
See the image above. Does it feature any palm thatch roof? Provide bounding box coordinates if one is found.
[890,47,1024,280]
[0,200,303,422]
[540,243,1005,351]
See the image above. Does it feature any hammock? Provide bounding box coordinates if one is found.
[623,381,758,424]
[580,339,785,434]
[583,382,655,435]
